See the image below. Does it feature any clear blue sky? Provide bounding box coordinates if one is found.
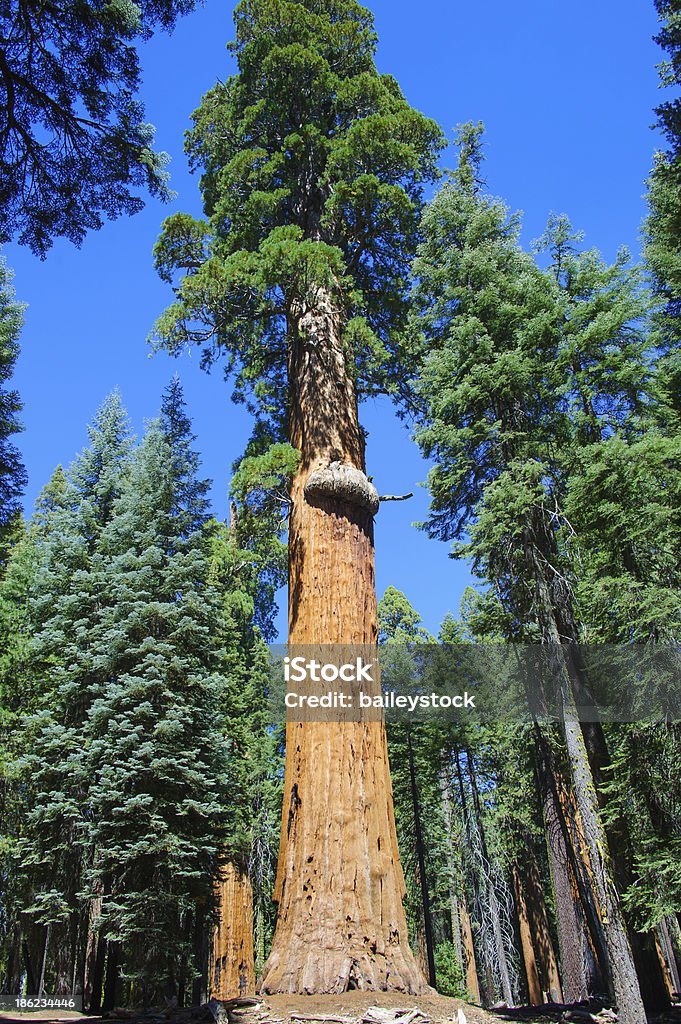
[5,0,665,638]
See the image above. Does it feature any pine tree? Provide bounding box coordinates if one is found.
[0,467,69,994]
[153,0,444,993]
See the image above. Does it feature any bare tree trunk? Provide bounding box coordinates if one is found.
[260,288,425,994]
[665,915,681,992]
[37,926,49,996]
[511,863,541,1006]
[451,753,482,1006]
[212,862,255,999]
[561,715,645,1024]
[524,534,646,1024]
[655,928,675,999]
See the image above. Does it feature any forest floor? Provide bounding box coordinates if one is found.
[1,992,680,1024]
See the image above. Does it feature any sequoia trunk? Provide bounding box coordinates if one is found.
[260,288,426,994]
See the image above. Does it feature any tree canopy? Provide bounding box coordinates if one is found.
[152,0,445,426]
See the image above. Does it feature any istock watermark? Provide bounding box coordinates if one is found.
[267,644,681,724]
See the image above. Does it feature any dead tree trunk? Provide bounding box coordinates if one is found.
[535,726,595,1003]
[664,915,681,993]
[212,862,256,999]
[260,287,425,994]
[524,532,646,1024]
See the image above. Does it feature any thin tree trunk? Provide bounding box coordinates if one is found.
[655,933,674,1000]
[37,926,50,996]
[212,862,255,998]
[452,753,481,1005]
[657,919,679,994]
[511,863,541,1006]
[441,781,464,974]
[526,537,646,1024]
[407,732,436,988]
[666,914,681,991]
[530,527,669,1012]
[261,287,425,994]
[562,714,645,1024]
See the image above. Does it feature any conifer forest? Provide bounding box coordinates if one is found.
[0,2,680,1023]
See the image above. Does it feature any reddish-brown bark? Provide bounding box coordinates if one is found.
[260,291,426,994]
[212,863,255,999]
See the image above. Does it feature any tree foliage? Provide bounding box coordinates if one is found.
[152,0,444,426]
[0,0,199,256]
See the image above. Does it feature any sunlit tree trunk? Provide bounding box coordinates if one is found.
[260,290,426,994]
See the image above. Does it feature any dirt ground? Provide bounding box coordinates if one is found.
[2,991,680,1024]
[257,990,492,1023]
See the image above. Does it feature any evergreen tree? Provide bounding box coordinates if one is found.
[408,125,653,1023]
[79,399,228,1002]
[17,394,134,997]
[0,258,26,572]
[153,0,444,993]
[0,467,69,992]
[645,0,681,420]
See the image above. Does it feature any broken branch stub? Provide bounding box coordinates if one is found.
[304,461,380,515]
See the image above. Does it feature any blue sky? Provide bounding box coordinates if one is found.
[5,0,665,638]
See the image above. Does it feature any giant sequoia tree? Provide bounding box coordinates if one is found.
[153,0,443,993]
